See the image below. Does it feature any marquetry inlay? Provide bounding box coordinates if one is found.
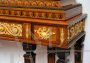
[0,9,64,20]
[34,27,55,40]
[0,0,61,8]
[0,22,22,37]
[0,3,82,21]
[25,23,31,38]
[68,20,85,41]
[34,26,57,41]
[60,28,65,44]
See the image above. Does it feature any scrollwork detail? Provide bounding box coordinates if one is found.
[0,22,22,37]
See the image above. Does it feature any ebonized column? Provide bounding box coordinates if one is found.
[48,47,55,63]
[56,48,70,63]
[22,43,36,63]
[48,47,70,63]
[74,35,85,63]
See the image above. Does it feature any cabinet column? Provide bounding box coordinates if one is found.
[75,35,85,63]
[22,43,36,63]
[56,48,70,63]
[48,47,55,63]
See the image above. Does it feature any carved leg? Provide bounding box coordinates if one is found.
[22,43,36,63]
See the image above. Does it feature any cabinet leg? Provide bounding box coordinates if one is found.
[48,47,55,63]
[48,47,70,63]
[56,48,70,63]
[75,35,85,63]
[22,43,36,63]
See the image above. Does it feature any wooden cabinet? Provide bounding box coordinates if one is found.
[0,0,87,63]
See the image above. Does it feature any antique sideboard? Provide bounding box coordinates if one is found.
[0,0,87,63]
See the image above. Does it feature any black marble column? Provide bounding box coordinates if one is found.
[22,43,36,63]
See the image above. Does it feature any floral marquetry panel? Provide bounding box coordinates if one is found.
[68,19,85,42]
[33,25,59,43]
[0,22,22,37]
